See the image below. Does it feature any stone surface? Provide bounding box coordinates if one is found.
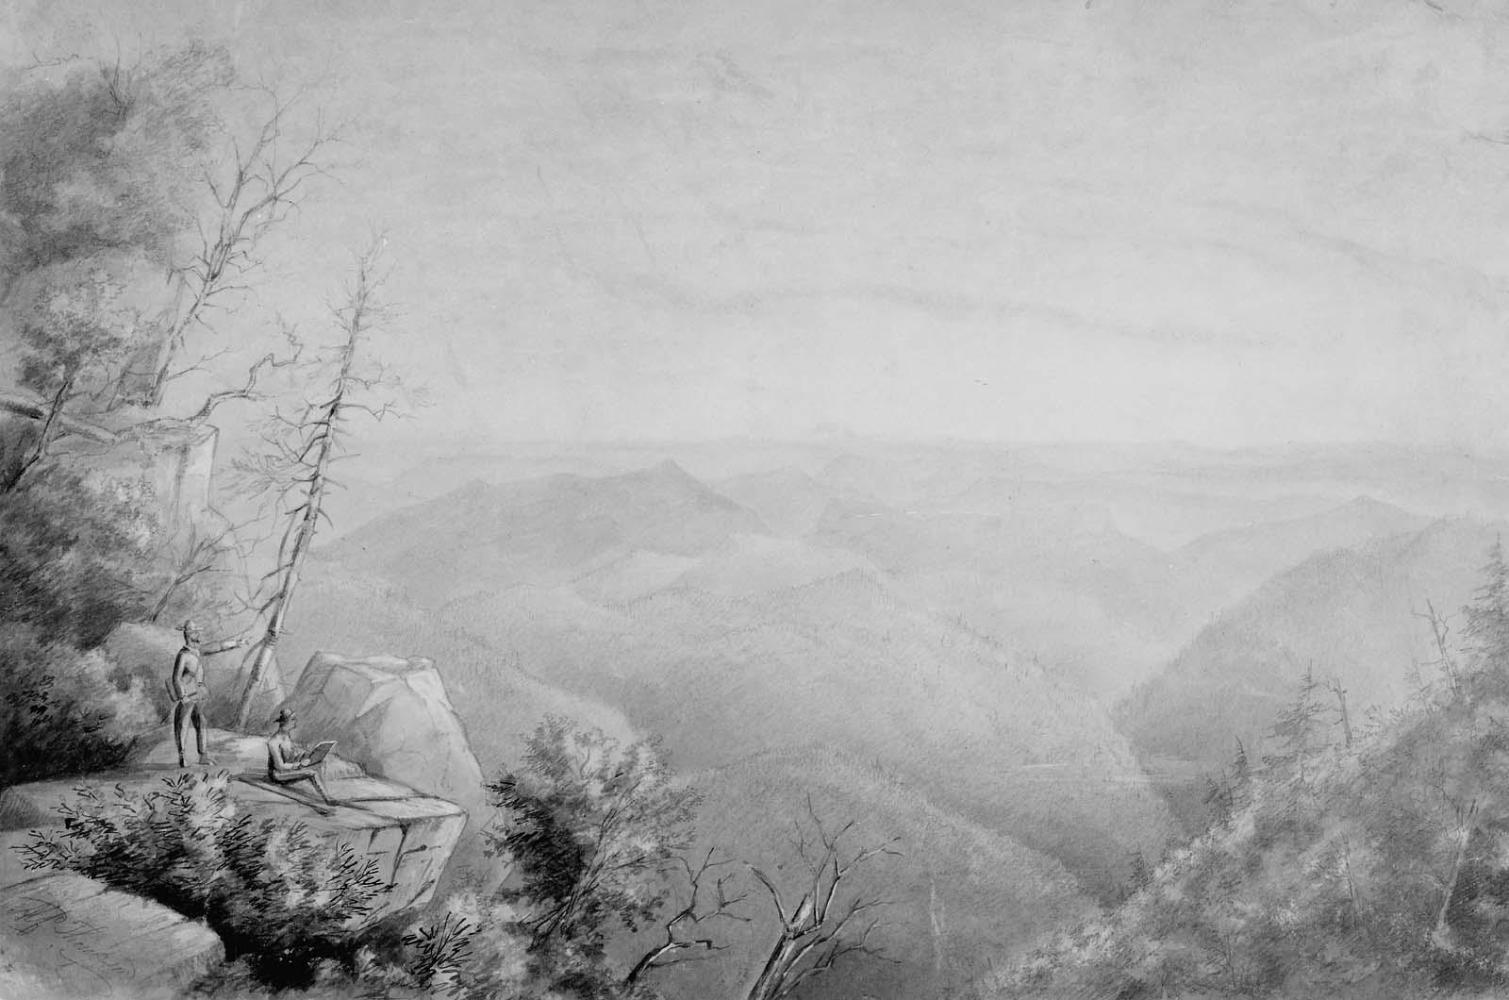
[53,416,219,530]
[282,652,486,822]
[0,729,466,924]
[0,829,224,1000]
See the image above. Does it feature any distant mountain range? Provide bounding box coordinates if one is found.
[299,450,1508,1000]
[324,460,768,605]
[315,461,1180,901]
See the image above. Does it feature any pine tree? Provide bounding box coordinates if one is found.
[1203,775,1233,829]
[1264,665,1325,786]
[1463,537,1509,669]
[1230,738,1253,810]
[1128,850,1153,893]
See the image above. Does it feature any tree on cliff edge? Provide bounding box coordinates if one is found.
[231,234,404,729]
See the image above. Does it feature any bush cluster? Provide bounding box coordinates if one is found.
[23,771,387,988]
[0,622,155,789]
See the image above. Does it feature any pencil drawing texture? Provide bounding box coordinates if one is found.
[3,2,1509,999]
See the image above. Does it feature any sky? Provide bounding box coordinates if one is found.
[6,0,1509,448]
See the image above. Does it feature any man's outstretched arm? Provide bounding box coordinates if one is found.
[201,634,248,656]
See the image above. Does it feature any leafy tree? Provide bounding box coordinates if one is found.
[484,716,701,954]
[0,44,335,409]
[0,46,223,295]
[2,266,151,491]
[0,466,167,647]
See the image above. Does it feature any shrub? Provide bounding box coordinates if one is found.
[23,771,387,988]
[0,622,155,788]
[484,717,700,954]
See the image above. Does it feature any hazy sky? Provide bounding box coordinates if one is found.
[7,0,1509,448]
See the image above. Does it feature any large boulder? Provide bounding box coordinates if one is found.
[104,623,286,727]
[280,652,486,822]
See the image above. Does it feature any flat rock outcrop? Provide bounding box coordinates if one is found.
[0,832,224,1000]
[281,652,486,820]
[0,729,465,923]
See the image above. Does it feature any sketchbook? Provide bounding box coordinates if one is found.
[302,740,337,766]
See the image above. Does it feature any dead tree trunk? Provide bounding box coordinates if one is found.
[1326,677,1353,748]
[131,100,334,409]
[744,806,899,1000]
[623,850,748,988]
[233,240,381,729]
[1416,599,1461,694]
[1433,798,1479,947]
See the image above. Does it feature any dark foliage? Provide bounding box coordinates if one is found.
[23,771,386,988]
[0,464,165,647]
[0,623,152,789]
[0,44,227,284]
[484,716,700,954]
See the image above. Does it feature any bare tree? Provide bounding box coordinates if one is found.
[132,93,338,410]
[147,515,247,624]
[232,235,394,729]
[623,849,750,988]
[1414,598,1461,694]
[743,801,901,1000]
[1326,677,1353,749]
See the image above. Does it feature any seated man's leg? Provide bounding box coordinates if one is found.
[271,767,336,804]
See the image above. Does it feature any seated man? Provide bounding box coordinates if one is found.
[267,708,337,808]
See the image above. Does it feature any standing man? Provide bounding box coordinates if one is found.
[170,619,246,768]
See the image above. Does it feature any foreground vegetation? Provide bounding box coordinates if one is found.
[983,545,1509,1000]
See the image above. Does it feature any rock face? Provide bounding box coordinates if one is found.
[105,623,287,726]
[281,652,486,821]
[0,832,224,1000]
[0,729,466,924]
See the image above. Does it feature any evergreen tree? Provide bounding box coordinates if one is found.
[1230,738,1253,810]
[1128,850,1153,892]
[1463,536,1509,668]
[1264,665,1325,786]
[1203,775,1233,829]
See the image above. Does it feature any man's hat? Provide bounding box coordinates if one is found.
[275,708,295,725]
[181,619,200,635]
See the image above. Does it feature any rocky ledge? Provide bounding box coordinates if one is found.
[0,728,467,923]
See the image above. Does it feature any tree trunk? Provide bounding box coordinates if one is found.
[1434,799,1479,945]
[746,932,811,1000]
[232,249,372,729]
[1,376,73,493]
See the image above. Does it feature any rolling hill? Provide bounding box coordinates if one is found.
[437,565,1175,900]
[321,460,769,605]
[638,748,1098,1000]
[1118,517,1507,806]
[312,461,1179,899]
